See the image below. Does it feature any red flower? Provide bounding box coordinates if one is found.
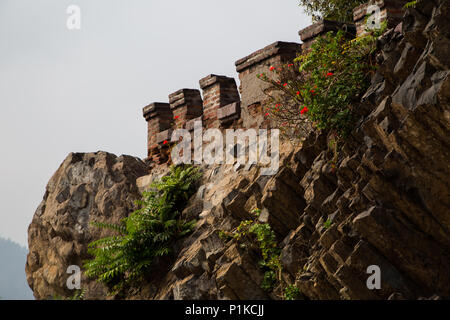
[300,107,309,115]
[288,64,294,67]
[296,91,300,95]
[265,112,269,117]
[310,89,315,93]
[283,83,288,87]
[326,72,334,77]
[174,115,179,120]
[270,66,275,71]
[163,140,168,145]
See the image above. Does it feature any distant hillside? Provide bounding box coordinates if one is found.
[0,237,34,300]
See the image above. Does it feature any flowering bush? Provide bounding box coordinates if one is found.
[258,64,313,143]
[259,29,379,138]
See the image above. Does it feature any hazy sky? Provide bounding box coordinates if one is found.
[0,0,310,247]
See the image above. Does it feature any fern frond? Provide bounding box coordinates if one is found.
[90,221,127,235]
[83,165,202,293]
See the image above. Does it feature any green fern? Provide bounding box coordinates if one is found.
[70,288,86,300]
[52,288,86,300]
[84,165,201,293]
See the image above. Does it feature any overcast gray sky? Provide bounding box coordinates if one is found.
[0,0,310,247]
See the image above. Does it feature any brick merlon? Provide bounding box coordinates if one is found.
[168,89,203,110]
[298,20,356,42]
[199,74,237,90]
[143,102,172,120]
[235,41,301,73]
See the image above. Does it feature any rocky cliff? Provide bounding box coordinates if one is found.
[26,152,148,299]
[26,0,449,300]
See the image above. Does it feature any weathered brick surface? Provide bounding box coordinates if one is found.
[236,41,301,73]
[142,102,173,158]
[186,116,203,132]
[217,102,241,124]
[299,20,356,51]
[235,42,301,128]
[199,74,240,129]
[169,89,203,128]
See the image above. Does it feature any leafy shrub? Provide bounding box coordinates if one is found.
[225,209,282,293]
[260,29,380,138]
[84,165,201,293]
[298,0,367,23]
[284,285,301,300]
[258,63,313,143]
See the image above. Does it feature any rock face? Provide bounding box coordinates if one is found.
[26,152,148,300]
[129,0,449,300]
[26,0,449,300]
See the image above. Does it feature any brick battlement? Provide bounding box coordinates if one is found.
[142,0,394,166]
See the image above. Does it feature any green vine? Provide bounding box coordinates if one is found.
[223,209,283,293]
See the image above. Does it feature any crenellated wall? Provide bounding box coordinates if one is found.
[142,0,406,165]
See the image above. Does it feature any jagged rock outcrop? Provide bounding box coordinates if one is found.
[286,0,450,299]
[128,0,449,300]
[26,0,449,300]
[26,152,148,300]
